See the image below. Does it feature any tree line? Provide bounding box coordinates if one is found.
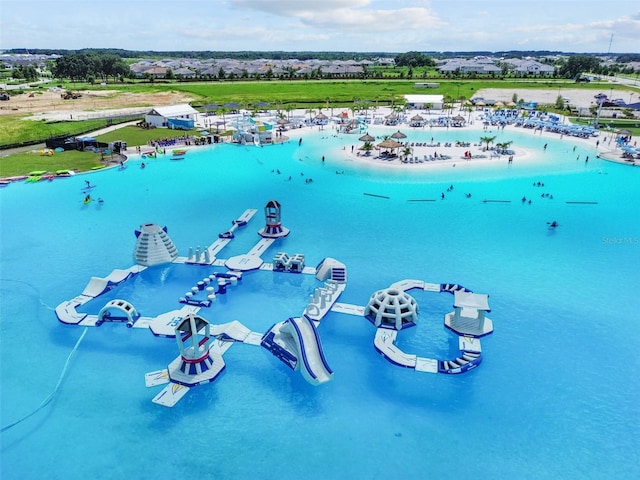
[52,53,131,83]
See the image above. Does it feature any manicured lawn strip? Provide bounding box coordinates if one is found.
[0,116,117,148]
[0,150,104,177]
[95,126,200,145]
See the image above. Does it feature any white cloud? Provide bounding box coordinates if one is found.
[231,0,445,32]
[232,0,372,16]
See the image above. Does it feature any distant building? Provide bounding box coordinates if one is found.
[503,59,555,76]
[404,94,444,110]
[145,104,199,129]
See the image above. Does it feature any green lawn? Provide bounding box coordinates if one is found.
[45,78,620,111]
[95,125,200,145]
[0,116,122,148]
[0,149,105,177]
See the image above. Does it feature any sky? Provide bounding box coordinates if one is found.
[1,0,639,54]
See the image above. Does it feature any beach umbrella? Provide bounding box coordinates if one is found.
[391,130,407,140]
[410,114,424,122]
[314,112,328,121]
[377,138,403,149]
[277,117,289,125]
[385,112,398,119]
[359,133,375,142]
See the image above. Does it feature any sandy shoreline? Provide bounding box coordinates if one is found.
[121,106,635,170]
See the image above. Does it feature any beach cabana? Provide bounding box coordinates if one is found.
[410,114,425,127]
[377,138,402,157]
[384,113,399,126]
[451,115,467,127]
[313,112,329,128]
[391,130,407,140]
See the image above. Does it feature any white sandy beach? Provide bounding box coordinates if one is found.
[123,103,634,169]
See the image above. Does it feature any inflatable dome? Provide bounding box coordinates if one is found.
[364,288,418,330]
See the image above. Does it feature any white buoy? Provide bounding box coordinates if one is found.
[191,286,198,293]
[209,274,216,281]
[230,277,238,285]
[206,286,214,293]
[185,292,193,298]
[204,249,211,263]
[203,277,211,284]
[207,294,216,301]
[188,247,193,259]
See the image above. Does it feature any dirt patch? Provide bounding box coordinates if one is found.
[0,89,196,121]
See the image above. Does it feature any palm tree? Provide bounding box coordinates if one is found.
[480,135,496,151]
[425,102,433,116]
[285,104,294,121]
[218,107,229,132]
[306,108,316,123]
[495,141,513,154]
[402,145,413,160]
[361,142,374,156]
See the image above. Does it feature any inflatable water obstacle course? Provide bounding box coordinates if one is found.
[56,200,495,407]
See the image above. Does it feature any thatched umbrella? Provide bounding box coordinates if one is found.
[359,133,375,142]
[410,114,424,122]
[314,112,328,121]
[377,138,403,149]
[391,130,407,140]
[277,117,289,125]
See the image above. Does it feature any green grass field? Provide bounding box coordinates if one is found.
[95,126,200,145]
[0,149,105,177]
[53,78,612,109]
[0,117,112,147]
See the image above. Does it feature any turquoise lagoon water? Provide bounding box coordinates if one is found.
[1,126,639,479]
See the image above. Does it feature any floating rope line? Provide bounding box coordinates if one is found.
[0,278,56,311]
[1,328,88,433]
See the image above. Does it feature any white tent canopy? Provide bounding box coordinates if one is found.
[403,94,444,110]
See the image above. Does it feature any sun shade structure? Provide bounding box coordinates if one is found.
[377,138,403,149]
